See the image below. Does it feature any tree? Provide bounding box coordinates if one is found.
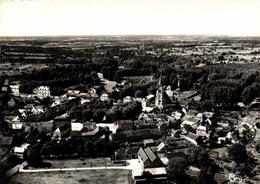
[228,143,248,164]
[166,157,191,184]
[110,90,119,101]
[197,149,211,168]
[25,144,43,167]
[241,82,260,105]
[134,90,144,98]
[256,140,260,153]
[93,109,105,122]
[198,167,217,184]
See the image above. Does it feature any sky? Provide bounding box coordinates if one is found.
[0,0,259,36]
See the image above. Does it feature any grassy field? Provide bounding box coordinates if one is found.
[0,63,48,76]
[42,158,120,169]
[7,169,130,184]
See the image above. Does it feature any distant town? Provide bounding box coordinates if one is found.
[0,36,260,184]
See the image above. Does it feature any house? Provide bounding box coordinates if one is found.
[25,105,45,115]
[67,90,80,96]
[11,123,24,132]
[1,86,8,93]
[4,79,9,86]
[142,94,155,112]
[13,143,30,158]
[8,98,16,107]
[123,96,134,103]
[172,111,183,120]
[89,88,98,98]
[80,98,90,104]
[4,115,19,123]
[70,122,100,138]
[33,105,44,114]
[0,136,13,147]
[182,118,199,130]
[204,112,214,119]
[134,97,143,103]
[25,128,41,143]
[33,86,51,99]
[156,121,169,132]
[143,139,155,147]
[100,93,109,102]
[183,132,204,146]
[166,85,174,99]
[115,120,134,132]
[53,116,71,131]
[138,147,164,168]
[196,125,207,137]
[10,84,20,96]
[1,79,10,93]
[157,142,166,152]
[138,113,153,121]
[112,129,161,142]
[248,98,260,110]
[135,119,156,129]
[52,124,71,140]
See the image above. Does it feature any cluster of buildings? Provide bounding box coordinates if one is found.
[0,69,259,184]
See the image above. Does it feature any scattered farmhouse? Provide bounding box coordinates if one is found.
[33,86,51,99]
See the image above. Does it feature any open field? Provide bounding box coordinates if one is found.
[41,158,119,169]
[0,63,48,76]
[7,169,130,184]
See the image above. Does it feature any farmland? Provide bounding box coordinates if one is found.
[7,169,130,184]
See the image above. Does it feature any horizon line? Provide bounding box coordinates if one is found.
[1,34,260,38]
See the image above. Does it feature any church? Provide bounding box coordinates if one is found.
[142,75,179,112]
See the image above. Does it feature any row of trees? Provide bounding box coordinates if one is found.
[69,99,142,123]
[10,64,101,95]
[202,66,260,109]
[39,138,116,158]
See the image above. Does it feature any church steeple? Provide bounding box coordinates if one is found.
[155,74,163,109]
[158,74,162,86]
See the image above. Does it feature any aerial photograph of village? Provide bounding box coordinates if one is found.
[0,0,260,184]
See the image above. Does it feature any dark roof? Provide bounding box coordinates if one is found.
[185,132,200,140]
[0,136,13,146]
[54,116,71,121]
[143,139,154,145]
[116,120,134,130]
[138,147,164,168]
[138,147,149,163]
[71,126,99,137]
[113,129,161,142]
[58,124,70,132]
[136,119,156,128]
[144,147,157,162]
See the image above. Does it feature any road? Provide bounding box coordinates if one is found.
[18,159,142,173]
[19,166,128,173]
[97,72,118,92]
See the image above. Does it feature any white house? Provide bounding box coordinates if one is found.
[123,96,133,103]
[33,86,51,99]
[10,85,20,96]
[100,93,109,102]
[196,125,207,137]
[11,123,23,130]
[166,85,174,99]
[13,143,30,158]
[90,88,98,98]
